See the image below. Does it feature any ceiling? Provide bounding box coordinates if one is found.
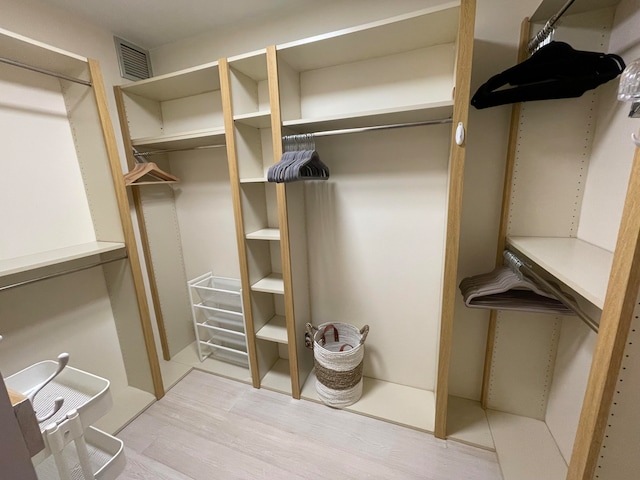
[41,0,335,49]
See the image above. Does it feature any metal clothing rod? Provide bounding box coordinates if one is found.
[0,254,126,292]
[133,144,226,156]
[527,0,576,54]
[504,250,599,333]
[0,57,92,87]
[288,118,453,139]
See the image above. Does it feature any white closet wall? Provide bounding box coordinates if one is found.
[305,127,450,390]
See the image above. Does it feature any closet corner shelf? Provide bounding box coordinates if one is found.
[251,273,285,294]
[234,111,271,128]
[255,315,287,344]
[0,241,126,290]
[131,127,226,151]
[281,102,453,134]
[246,228,280,241]
[507,236,613,309]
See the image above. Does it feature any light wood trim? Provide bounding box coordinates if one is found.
[434,0,476,439]
[267,45,301,399]
[218,57,261,388]
[480,17,531,409]
[113,85,172,363]
[8,388,25,406]
[567,145,640,479]
[88,59,164,399]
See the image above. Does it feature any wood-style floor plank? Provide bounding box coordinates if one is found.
[117,371,502,480]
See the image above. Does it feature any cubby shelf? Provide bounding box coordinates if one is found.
[239,177,267,184]
[507,236,613,309]
[251,273,284,294]
[246,228,280,241]
[260,358,292,394]
[234,111,271,128]
[0,242,127,290]
[255,315,287,344]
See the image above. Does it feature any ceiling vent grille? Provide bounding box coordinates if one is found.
[114,37,152,81]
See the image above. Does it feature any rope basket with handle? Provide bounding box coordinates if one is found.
[306,322,369,408]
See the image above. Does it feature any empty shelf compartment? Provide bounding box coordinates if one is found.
[194,304,245,333]
[5,360,112,431]
[35,427,125,480]
[190,274,242,311]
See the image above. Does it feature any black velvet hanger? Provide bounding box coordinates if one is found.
[471,41,625,109]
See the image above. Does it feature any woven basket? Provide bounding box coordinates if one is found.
[306,322,369,408]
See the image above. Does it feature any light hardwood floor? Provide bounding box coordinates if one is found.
[117,370,503,479]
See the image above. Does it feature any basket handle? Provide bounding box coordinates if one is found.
[305,323,316,350]
[359,325,369,345]
[320,324,339,345]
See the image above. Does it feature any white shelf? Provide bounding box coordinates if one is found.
[120,62,220,101]
[234,111,271,128]
[251,273,284,294]
[282,101,454,134]
[0,241,126,290]
[447,396,495,450]
[276,4,459,71]
[246,228,280,241]
[260,358,292,394]
[0,27,88,79]
[240,177,267,184]
[487,410,567,480]
[171,342,252,384]
[507,236,613,309]
[301,371,435,432]
[131,127,226,151]
[255,315,288,344]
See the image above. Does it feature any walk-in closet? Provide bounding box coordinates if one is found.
[3,0,640,478]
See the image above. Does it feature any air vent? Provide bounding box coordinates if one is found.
[114,37,152,81]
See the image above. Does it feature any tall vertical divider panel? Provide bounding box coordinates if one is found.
[0,28,163,435]
[219,48,311,395]
[269,0,476,431]
[115,62,251,390]
[474,1,640,479]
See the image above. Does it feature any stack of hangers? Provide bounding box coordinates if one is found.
[459,265,574,315]
[267,134,329,183]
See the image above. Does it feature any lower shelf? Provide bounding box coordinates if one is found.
[447,396,495,450]
[170,342,252,385]
[92,387,156,435]
[260,358,292,395]
[301,370,435,432]
[487,410,568,480]
[35,427,125,480]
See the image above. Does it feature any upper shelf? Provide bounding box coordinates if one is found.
[120,61,220,101]
[131,127,226,151]
[282,102,454,133]
[276,2,460,71]
[507,236,613,309]
[0,241,127,290]
[0,27,88,80]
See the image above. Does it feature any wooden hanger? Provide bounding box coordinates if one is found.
[123,160,180,186]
